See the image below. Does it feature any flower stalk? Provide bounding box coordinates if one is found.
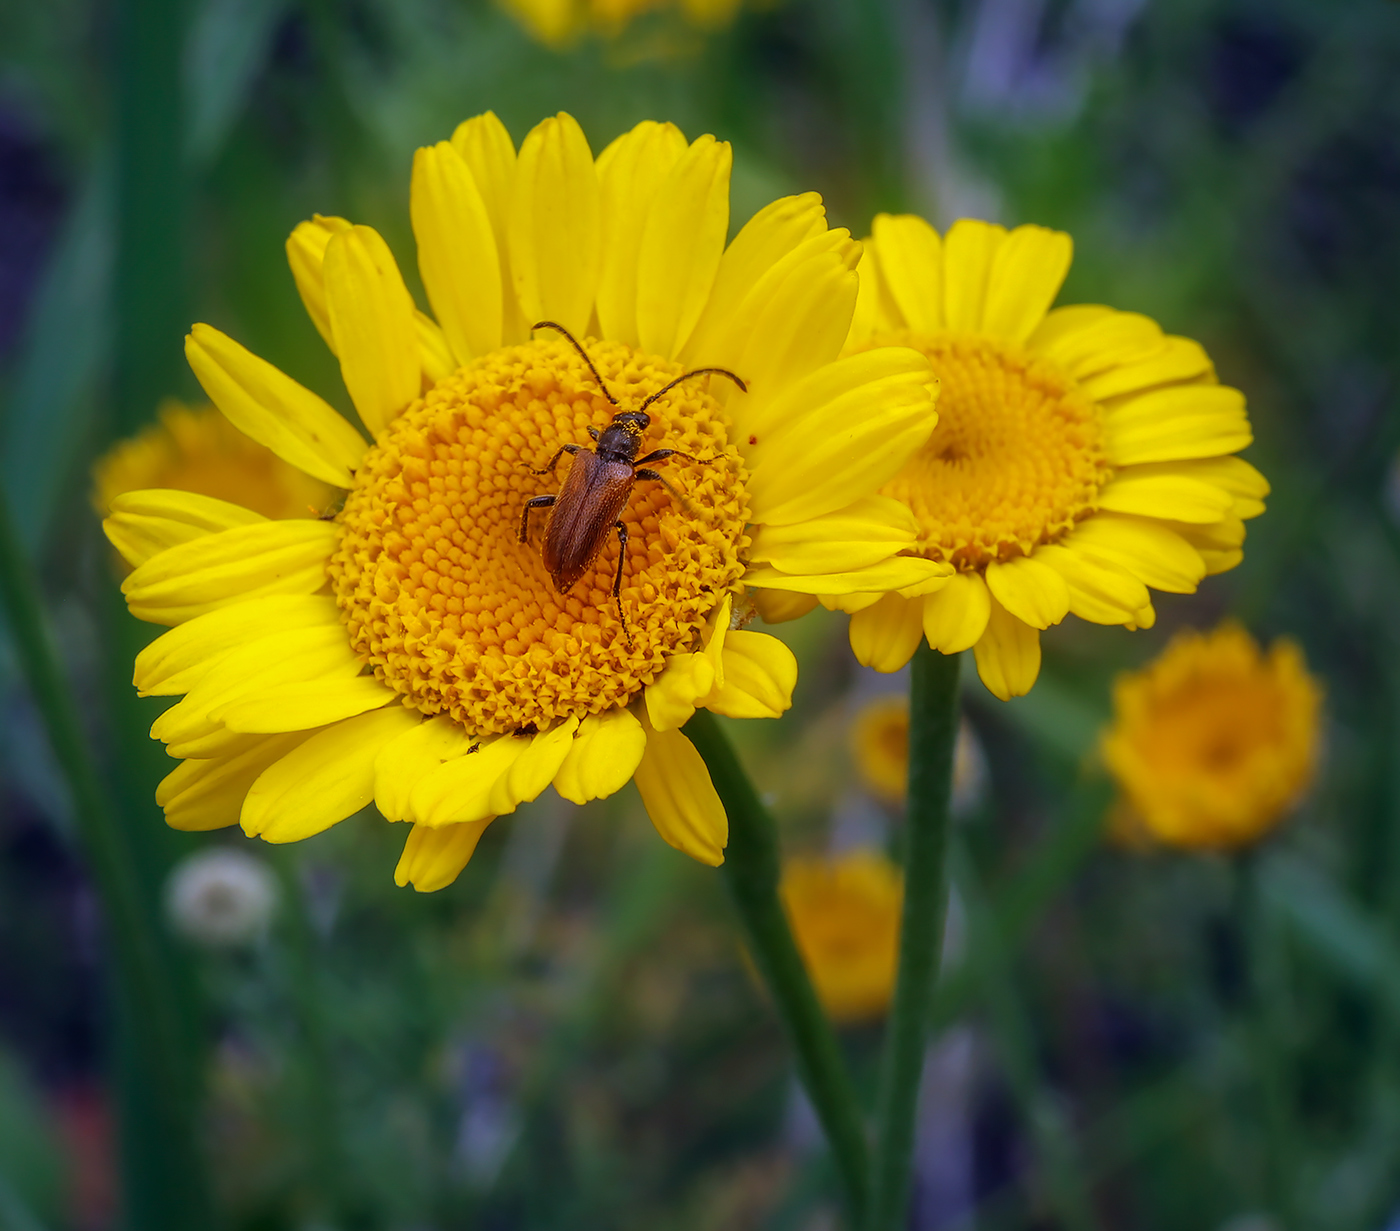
[867,645,961,1231]
[684,709,871,1219]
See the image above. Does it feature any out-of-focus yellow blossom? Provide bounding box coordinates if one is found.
[104,112,943,891]
[781,849,901,1023]
[501,0,743,48]
[850,694,985,813]
[93,400,334,524]
[1101,624,1322,851]
[765,216,1268,702]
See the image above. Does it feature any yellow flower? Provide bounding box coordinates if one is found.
[850,694,984,812]
[501,0,743,48]
[93,400,334,523]
[1101,624,1322,850]
[781,850,902,1024]
[772,216,1268,701]
[105,113,944,891]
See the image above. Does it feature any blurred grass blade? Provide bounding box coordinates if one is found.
[185,0,290,165]
[0,1175,49,1231]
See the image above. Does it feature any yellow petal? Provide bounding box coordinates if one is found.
[870,213,943,333]
[820,591,885,614]
[745,556,950,596]
[323,225,420,439]
[921,570,991,653]
[1167,516,1247,576]
[411,142,502,364]
[1035,543,1148,625]
[704,631,796,720]
[645,651,717,732]
[487,717,580,815]
[157,732,311,832]
[942,219,1007,333]
[595,120,689,347]
[753,590,819,624]
[847,230,901,347]
[973,597,1041,700]
[508,112,599,339]
[1097,472,1235,523]
[134,594,341,696]
[1032,309,1166,379]
[374,716,475,822]
[849,591,924,673]
[981,225,1073,343]
[747,495,921,574]
[242,706,420,842]
[451,111,526,345]
[1026,303,1113,351]
[633,716,727,865]
[409,734,528,828]
[285,214,352,349]
[395,820,494,891]
[1079,336,1214,401]
[983,554,1070,630]
[185,325,367,487]
[214,675,395,733]
[104,489,266,569]
[554,708,648,805]
[414,311,456,385]
[1103,385,1252,466]
[637,135,732,358]
[1063,513,1205,593]
[121,519,337,625]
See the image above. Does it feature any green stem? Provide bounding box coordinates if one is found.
[0,488,208,1228]
[684,710,871,1220]
[867,645,961,1231]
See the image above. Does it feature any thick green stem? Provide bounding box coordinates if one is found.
[867,645,961,1231]
[684,710,871,1220]
[0,489,208,1228]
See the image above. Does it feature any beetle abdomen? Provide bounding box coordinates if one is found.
[542,453,635,593]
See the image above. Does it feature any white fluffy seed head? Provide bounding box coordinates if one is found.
[165,847,278,947]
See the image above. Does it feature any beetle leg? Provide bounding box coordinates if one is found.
[530,443,582,476]
[519,494,556,543]
[634,447,713,468]
[635,468,703,520]
[588,426,601,441]
[612,520,633,649]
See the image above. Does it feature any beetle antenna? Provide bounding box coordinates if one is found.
[532,320,619,407]
[637,367,747,414]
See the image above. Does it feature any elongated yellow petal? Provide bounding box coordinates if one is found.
[1104,385,1252,465]
[633,717,727,866]
[595,120,688,347]
[870,213,943,333]
[158,733,312,831]
[121,519,337,625]
[286,214,352,349]
[942,219,1007,332]
[645,651,717,733]
[746,556,950,596]
[847,228,903,346]
[747,495,920,574]
[704,631,796,720]
[1033,310,1165,379]
[409,734,528,828]
[1026,303,1112,349]
[1036,544,1148,625]
[414,310,455,384]
[104,489,265,569]
[185,325,367,487]
[973,597,1040,700]
[1080,336,1214,401]
[509,113,600,338]
[1150,455,1269,519]
[849,591,925,673]
[242,706,419,842]
[636,135,732,358]
[1167,516,1247,576]
[554,708,648,805]
[1097,472,1235,523]
[411,142,502,364]
[981,225,1072,344]
[451,111,525,346]
[395,820,494,891]
[922,570,991,653]
[1064,513,1205,593]
[487,717,579,815]
[753,590,819,624]
[984,555,1070,630]
[374,716,475,822]
[681,192,830,364]
[323,225,420,439]
[215,675,394,733]
[134,594,341,696]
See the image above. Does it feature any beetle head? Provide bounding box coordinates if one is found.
[612,410,650,435]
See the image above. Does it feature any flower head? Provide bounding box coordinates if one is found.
[776,216,1268,700]
[781,849,902,1023]
[501,0,742,48]
[107,112,942,890]
[165,847,278,947]
[1101,623,1322,850]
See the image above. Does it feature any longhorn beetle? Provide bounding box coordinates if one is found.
[518,320,747,647]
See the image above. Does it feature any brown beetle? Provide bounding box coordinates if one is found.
[518,321,746,646]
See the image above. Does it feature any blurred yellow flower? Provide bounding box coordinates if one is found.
[850,694,985,813]
[104,112,943,891]
[1101,624,1322,850]
[781,850,902,1023]
[501,0,743,48]
[93,400,334,523]
[781,216,1268,701]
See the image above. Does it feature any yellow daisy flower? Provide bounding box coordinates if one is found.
[770,215,1269,701]
[501,0,742,48]
[104,113,945,891]
[781,849,902,1024]
[93,400,334,524]
[1101,624,1322,851]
